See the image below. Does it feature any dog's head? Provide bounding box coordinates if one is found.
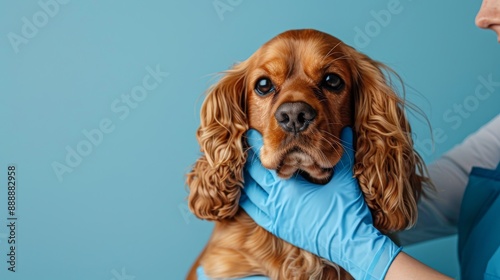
[187,29,427,232]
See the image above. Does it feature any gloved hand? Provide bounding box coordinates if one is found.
[240,127,401,280]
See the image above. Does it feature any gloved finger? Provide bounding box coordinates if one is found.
[245,148,279,189]
[239,191,273,231]
[334,126,355,174]
[243,169,271,200]
[245,129,264,158]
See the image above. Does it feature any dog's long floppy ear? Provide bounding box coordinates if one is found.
[187,60,249,221]
[349,49,429,232]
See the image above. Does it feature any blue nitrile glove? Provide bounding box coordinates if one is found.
[240,127,401,280]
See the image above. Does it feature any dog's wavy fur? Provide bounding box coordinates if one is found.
[186,29,429,279]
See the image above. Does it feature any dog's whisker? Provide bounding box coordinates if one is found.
[318,131,355,156]
[332,54,354,61]
[322,42,343,60]
[318,134,342,162]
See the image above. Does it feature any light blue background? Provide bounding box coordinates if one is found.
[0,1,498,279]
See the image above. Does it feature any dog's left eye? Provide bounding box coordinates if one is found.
[322,73,344,92]
[255,78,275,96]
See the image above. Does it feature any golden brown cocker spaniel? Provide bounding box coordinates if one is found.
[186,29,428,279]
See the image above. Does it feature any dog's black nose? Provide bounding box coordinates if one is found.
[275,102,317,133]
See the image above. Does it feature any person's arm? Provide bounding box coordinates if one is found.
[385,252,452,280]
[397,114,500,245]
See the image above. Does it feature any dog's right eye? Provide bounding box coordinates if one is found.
[322,73,344,92]
[255,78,275,96]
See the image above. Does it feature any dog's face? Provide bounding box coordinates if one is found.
[246,30,354,183]
[188,29,427,232]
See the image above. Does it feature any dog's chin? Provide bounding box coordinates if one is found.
[297,169,334,185]
[274,148,334,185]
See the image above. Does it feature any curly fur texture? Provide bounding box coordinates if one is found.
[348,50,428,232]
[187,61,249,221]
[186,29,429,279]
